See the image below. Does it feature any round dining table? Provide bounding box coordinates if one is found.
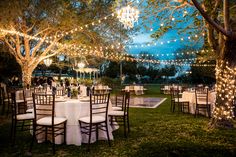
[181,91,216,114]
[52,97,116,146]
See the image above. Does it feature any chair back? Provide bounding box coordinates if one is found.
[113,91,126,109]
[0,87,4,105]
[34,86,47,94]
[11,92,28,118]
[56,86,65,96]
[170,86,180,102]
[123,92,130,115]
[89,93,110,122]
[23,87,34,99]
[195,87,209,105]
[32,93,55,122]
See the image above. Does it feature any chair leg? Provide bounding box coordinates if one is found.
[12,120,17,146]
[208,105,211,118]
[105,122,111,147]
[172,102,175,112]
[170,100,173,112]
[127,115,130,133]
[123,116,127,138]
[96,124,98,141]
[188,103,190,113]
[87,124,92,152]
[45,127,48,142]
[52,126,55,155]
[29,121,36,153]
[195,105,197,117]
[21,121,25,131]
[64,123,66,144]
[1,101,5,115]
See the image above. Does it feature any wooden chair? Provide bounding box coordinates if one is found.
[23,87,35,113]
[0,86,6,115]
[171,87,189,113]
[79,92,111,151]
[109,92,130,138]
[30,93,67,154]
[195,87,211,118]
[56,86,65,96]
[10,91,34,146]
[111,91,125,111]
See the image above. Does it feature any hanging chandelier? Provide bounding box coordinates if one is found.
[116,4,139,28]
[43,58,52,67]
[77,62,85,69]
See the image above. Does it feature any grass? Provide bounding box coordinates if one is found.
[0,84,236,157]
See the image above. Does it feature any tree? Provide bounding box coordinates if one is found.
[0,0,128,86]
[141,0,236,127]
[0,45,21,84]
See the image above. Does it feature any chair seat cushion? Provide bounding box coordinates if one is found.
[197,102,210,106]
[112,106,122,111]
[79,115,105,124]
[17,113,34,120]
[109,110,126,116]
[16,100,25,103]
[37,117,67,126]
[4,98,9,102]
[26,97,33,101]
[26,108,34,113]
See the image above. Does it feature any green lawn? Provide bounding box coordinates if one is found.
[0,84,236,157]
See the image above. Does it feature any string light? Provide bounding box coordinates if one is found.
[213,60,235,120]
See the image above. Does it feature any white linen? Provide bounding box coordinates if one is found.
[124,85,145,95]
[53,98,115,146]
[79,85,87,97]
[182,91,216,114]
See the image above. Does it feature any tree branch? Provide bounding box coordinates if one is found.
[31,32,49,58]
[191,0,236,39]
[223,0,230,32]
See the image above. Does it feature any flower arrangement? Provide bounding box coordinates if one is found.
[71,88,79,99]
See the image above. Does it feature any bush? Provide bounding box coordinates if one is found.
[98,77,121,88]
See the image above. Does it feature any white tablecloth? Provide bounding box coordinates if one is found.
[182,91,216,114]
[79,85,87,97]
[124,85,145,95]
[52,98,115,145]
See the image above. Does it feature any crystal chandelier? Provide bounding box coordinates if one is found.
[77,62,85,69]
[43,58,52,67]
[117,5,139,28]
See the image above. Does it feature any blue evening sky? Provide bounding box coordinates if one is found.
[125,1,203,59]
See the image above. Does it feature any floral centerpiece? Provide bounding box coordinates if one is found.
[71,88,79,99]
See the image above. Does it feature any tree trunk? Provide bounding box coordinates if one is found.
[210,39,236,128]
[21,66,34,87]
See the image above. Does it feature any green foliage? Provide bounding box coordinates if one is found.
[71,88,79,97]
[98,76,121,89]
[0,48,21,83]
[78,79,93,86]
[150,25,172,39]
[103,61,120,78]
[160,65,177,77]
